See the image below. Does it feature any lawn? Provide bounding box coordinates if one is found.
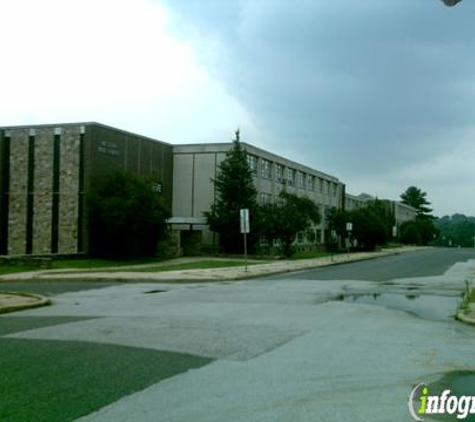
[51,260,262,274]
[1,257,262,276]
[51,257,164,269]
[0,265,38,276]
[289,251,336,260]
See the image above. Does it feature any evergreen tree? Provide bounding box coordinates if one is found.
[400,186,437,244]
[205,130,259,253]
[400,186,433,218]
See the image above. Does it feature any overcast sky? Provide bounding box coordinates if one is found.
[1,0,473,217]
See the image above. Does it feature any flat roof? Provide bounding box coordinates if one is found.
[0,122,173,146]
[174,141,341,182]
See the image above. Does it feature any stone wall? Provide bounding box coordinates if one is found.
[58,126,80,254]
[32,128,54,254]
[8,129,28,255]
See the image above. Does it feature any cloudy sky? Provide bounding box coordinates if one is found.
[1,0,473,217]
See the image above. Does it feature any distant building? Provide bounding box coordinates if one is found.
[170,142,345,247]
[345,193,371,211]
[381,200,417,227]
[344,192,417,228]
[0,123,172,255]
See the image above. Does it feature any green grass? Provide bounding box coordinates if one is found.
[289,251,336,260]
[1,257,263,276]
[0,335,212,422]
[0,265,37,275]
[53,260,261,274]
[51,257,164,269]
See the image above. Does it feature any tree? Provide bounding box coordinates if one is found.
[399,186,437,244]
[260,191,321,257]
[400,219,439,246]
[88,170,170,258]
[205,130,260,253]
[433,214,475,247]
[400,186,433,218]
[325,207,350,249]
[350,200,391,251]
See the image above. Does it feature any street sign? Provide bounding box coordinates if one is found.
[346,222,353,232]
[240,209,250,234]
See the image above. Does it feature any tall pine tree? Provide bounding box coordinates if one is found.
[205,130,260,253]
[400,186,433,218]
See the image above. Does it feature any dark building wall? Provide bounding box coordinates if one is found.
[84,124,173,208]
[0,122,173,256]
[0,129,9,255]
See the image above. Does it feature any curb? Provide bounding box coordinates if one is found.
[0,291,51,315]
[0,249,411,284]
[455,311,475,326]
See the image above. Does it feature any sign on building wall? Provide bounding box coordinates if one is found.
[97,141,120,156]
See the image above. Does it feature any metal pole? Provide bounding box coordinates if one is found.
[244,232,248,272]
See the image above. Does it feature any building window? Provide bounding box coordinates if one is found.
[261,159,271,179]
[286,168,295,186]
[247,154,257,173]
[275,164,283,182]
[297,172,304,189]
[259,235,269,246]
[260,192,272,205]
[332,183,338,197]
[307,174,314,190]
[316,178,322,192]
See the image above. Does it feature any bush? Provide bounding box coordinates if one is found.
[88,170,170,259]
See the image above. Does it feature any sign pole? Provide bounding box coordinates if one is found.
[346,222,353,261]
[240,209,250,272]
[244,232,248,272]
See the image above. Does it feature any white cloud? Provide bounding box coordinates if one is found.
[0,0,254,143]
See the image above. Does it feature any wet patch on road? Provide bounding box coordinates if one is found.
[334,292,461,321]
[143,289,167,294]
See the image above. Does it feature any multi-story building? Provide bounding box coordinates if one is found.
[0,121,415,257]
[170,142,345,247]
[0,123,172,256]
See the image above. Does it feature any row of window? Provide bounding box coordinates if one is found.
[247,154,339,196]
[259,192,337,206]
[259,229,324,246]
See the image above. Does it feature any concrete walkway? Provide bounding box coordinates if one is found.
[0,246,426,283]
[0,291,50,314]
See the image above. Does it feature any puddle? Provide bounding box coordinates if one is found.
[143,289,167,294]
[337,293,460,321]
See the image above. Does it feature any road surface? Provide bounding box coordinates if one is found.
[1,248,475,422]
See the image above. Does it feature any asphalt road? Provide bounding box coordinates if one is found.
[269,247,475,281]
[2,248,475,422]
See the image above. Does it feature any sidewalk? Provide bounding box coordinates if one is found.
[0,246,425,283]
[0,291,50,314]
